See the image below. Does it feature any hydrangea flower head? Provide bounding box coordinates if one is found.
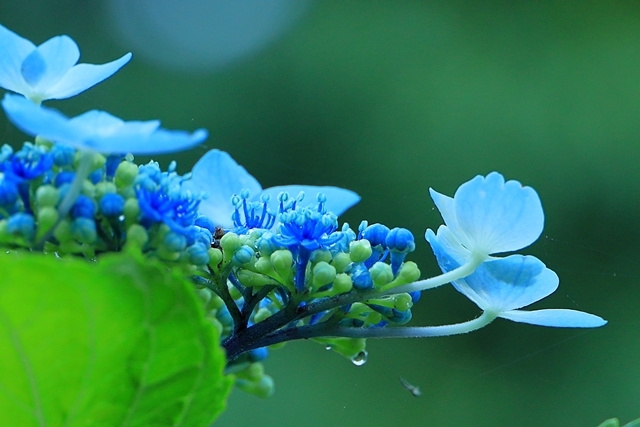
[185,149,360,228]
[2,94,207,154]
[0,24,131,104]
[427,226,606,328]
[429,172,544,257]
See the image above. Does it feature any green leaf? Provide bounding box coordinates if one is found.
[0,251,233,427]
[597,419,620,427]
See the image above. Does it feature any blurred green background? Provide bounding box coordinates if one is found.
[2,1,639,426]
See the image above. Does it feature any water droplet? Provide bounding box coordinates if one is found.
[351,350,368,366]
[325,345,332,351]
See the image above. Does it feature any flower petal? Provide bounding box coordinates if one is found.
[429,188,470,248]
[499,309,607,328]
[93,128,207,154]
[2,93,207,154]
[1,93,82,144]
[27,35,79,95]
[0,24,34,95]
[45,53,132,100]
[185,149,262,228]
[453,172,544,254]
[260,185,360,217]
[462,255,557,312]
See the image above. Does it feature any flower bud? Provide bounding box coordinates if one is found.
[349,239,372,263]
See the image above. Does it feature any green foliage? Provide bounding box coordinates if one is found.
[0,251,233,427]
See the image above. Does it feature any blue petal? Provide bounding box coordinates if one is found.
[429,188,469,246]
[87,127,206,154]
[425,225,470,267]
[2,93,207,154]
[499,309,607,328]
[2,93,82,143]
[453,172,544,254]
[260,185,360,217]
[20,49,47,87]
[470,256,557,311]
[26,35,79,95]
[185,149,262,228]
[0,24,35,95]
[45,53,132,100]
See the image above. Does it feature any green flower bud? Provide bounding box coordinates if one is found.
[81,180,95,198]
[235,269,274,287]
[115,161,138,189]
[236,375,275,399]
[208,294,225,310]
[126,224,149,248]
[35,185,59,207]
[331,273,353,295]
[394,293,413,311]
[157,245,181,261]
[197,288,213,305]
[34,136,53,148]
[369,262,394,288]
[349,239,372,263]
[397,261,420,284]
[53,219,73,243]
[253,307,272,323]
[208,247,223,269]
[314,337,366,360]
[255,257,277,277]
[271,250,293,281]
[123,198,140,222]
[36,206,59,240]
[310,249,331,263]
[312,261,336,289]
[220,232,240,263]
[95,182,117,200]
[331,252,352,273]
[235,362,265,382]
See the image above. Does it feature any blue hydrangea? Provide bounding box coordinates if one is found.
[0,24,131,104]
[185,149,360,228]
[2,142,53,182]
[2,94,208,154]
[135,161,202,237]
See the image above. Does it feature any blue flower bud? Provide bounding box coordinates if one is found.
[99,193,125,217]
[386,227,416,275]
[409,291,422,303]
[163,231,188,252]
[50,145,75,167]
[71,217,97,243]
[105,154,125,179]
[88,169,103,184]
[187,242,210,265]
[351,263,373,290]
[0,176,19,206]
[7,213,35,240]
[248,347,269,362]
[55,171,75,187]
[232,245,255,266]
[195,215,216,234]
[71,195,96,219]
[361,223,390,247]
[195,226,213,247]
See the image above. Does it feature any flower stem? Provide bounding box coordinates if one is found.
[57,150,94,218]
